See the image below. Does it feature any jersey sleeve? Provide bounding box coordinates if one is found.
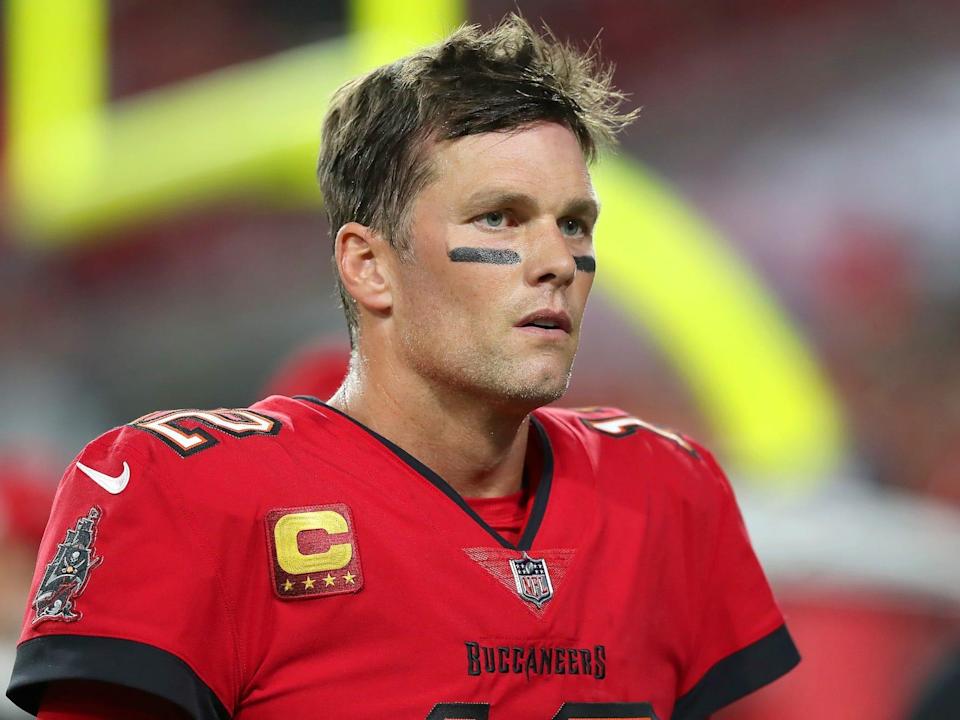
[672,448,800,719]
[6,425,236,720]
[38,680,192,719]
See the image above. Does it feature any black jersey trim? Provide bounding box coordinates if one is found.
[7,635,231,720]
[555,702,659,718]
[294,396,554,551]
[672,624,800,720]
[516,417,553,551]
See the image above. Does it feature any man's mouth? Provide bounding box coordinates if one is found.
[515,310,572,334]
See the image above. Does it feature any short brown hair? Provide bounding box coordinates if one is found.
[317,14,637,345]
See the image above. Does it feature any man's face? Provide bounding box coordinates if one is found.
[390,121,598,409]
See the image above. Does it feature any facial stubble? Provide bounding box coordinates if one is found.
[399,299,578,409]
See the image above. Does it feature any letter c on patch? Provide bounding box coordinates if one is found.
[273,510,353,574]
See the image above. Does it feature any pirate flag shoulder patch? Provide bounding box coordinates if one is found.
[32,506,103,625]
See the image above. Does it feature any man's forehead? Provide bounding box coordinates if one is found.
[422,123,597,208]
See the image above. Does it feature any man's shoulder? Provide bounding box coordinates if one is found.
[70,395,337,495]
[536,405,733,508]
[536,405,705,464]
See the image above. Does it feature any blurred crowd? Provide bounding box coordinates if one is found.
[2,1,958,717]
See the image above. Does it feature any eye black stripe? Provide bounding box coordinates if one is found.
[449,247,521,265]
[574,255,596,272]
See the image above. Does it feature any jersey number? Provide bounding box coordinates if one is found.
[579,414,697,458]
[131,408,281,457]
[426,702,657,719]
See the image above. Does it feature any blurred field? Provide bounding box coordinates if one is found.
[2,1,958,717]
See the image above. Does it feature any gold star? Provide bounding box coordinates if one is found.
[342,571,356,584]
[302,576,315,589]
[283,579,293,592]
[323,574,336,587]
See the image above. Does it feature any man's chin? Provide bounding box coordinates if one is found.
[486,372,571,410]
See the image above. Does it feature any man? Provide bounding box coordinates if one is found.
[7,16,799,719]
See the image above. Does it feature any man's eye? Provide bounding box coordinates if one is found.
[479,211,506,228]
[559,218,587,237]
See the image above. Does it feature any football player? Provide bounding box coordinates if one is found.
[8,15,799,719]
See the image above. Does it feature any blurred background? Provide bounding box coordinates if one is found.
[2,0,958,717]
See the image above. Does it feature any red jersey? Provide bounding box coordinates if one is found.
[8,396,798,719]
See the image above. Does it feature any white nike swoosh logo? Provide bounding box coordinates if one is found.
[76,460,130,494]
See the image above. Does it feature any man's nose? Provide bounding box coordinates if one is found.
[524,220,577,288]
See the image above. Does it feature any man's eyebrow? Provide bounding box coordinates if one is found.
[460,190,537,215]
[460,190,600,221]
[564,197,601,223]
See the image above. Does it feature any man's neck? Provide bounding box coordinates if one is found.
[328,361,532,499]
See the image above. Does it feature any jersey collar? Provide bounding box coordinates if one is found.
[294,396,554,551]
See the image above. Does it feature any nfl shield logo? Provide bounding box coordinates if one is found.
[509,552,554,608]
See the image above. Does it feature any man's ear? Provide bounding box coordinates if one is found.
[334,222,393,318]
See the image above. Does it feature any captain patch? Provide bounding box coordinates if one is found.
[266,504,364,599]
